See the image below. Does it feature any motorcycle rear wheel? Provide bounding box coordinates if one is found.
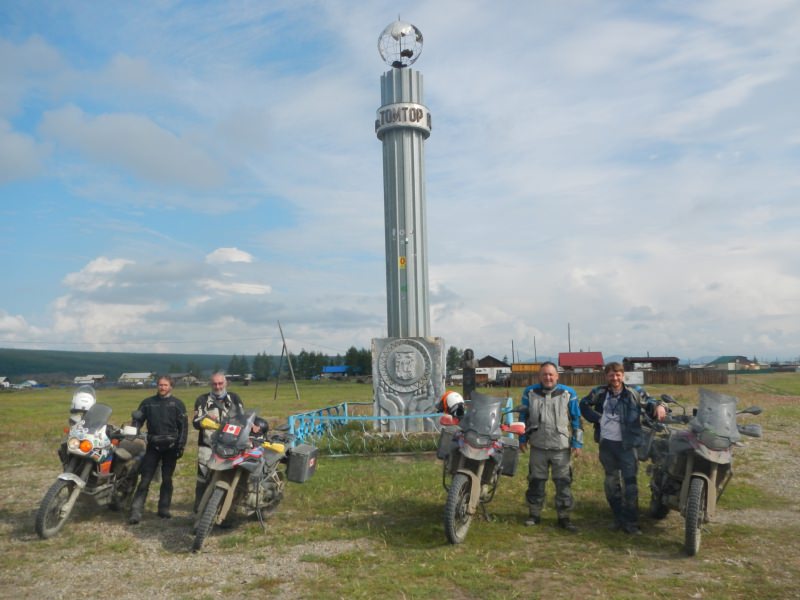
[193,487,225,552]
[35,479,78,539]
[685,476,706,556]
[444,472,473,544]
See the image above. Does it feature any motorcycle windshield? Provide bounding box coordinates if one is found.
[76,403,112,431]
[459,392,503,440]
[215,410,257,451]
[689,388,741,448]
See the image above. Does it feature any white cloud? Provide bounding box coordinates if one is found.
[0,120,47,182]
[205,247,254,264]
[38,105,225,188]
[199,279,271,295]
[1,2,799,361]
[62,257,134,291]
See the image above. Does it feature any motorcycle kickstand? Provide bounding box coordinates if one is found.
[255,507,266,531]
[479,503,493,522]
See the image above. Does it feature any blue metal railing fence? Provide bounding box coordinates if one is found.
[286,398,516,445]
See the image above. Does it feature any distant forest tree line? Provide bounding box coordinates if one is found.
[1,345,466,383]
[197,346,374,381]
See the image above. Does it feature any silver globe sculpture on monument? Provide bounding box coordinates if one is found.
[378,20,423,68]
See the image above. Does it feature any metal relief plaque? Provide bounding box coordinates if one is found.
[372,337,445,432]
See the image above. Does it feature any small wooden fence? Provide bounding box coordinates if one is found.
[509,369,728,388]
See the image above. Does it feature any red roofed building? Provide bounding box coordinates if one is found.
[558,351,605,373]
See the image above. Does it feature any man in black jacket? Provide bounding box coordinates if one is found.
[129,375,188,524]
[192,372,244,512]
[580,362,665,535]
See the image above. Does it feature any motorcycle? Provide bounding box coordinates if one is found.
[36,403,146,539]
[192,410,318,552]
[437,391,525,544]
[642,388,762,556]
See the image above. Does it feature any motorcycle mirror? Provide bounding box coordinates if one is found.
[739,406,763,416]
[131,409,144,422]
[738,423,763,438]
[660,394,676,404]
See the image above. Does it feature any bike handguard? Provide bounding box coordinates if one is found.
[501,422,525,435]
[440,414,459,427]
[737,423,762,438]
[199,417,221,430]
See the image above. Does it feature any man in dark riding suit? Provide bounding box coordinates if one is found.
[129,375,188,524]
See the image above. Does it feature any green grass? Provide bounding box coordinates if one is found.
[2,375,799,599]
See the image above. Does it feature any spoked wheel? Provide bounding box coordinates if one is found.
[684,477,706,556]
[444,473,473,544]
[192,487,225,552]
[35,479,78,539]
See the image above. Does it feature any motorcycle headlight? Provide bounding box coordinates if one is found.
[68,437,93,453]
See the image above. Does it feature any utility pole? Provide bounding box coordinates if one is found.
[567,323,572,352]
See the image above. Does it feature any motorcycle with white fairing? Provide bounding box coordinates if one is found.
[36,396,146,539]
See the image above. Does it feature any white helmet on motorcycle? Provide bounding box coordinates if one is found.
[70,385,96,425]
[440,390,465,417]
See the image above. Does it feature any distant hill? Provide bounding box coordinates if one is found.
[0,347,248,383]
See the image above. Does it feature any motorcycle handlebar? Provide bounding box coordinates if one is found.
[664,414,691,425]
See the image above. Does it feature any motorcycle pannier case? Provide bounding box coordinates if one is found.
[500,436,520,477]
[287,444,318,483]
[437,426,459,460]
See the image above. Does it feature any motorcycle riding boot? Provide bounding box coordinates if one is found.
[557,516,579,533]
[524,478,546,526]
[129,492,145,525]
[554,477,578,532]
[157,485,173,519]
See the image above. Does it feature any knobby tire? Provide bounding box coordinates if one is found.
[444,472,472,544]
[193,487,225,552]
[35,478,77,539]
[685,476,705,556]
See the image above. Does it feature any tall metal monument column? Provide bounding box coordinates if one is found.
[372,20,445,432]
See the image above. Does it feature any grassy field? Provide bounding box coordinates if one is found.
[1,375,798,599]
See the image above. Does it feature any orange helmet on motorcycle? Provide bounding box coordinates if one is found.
[439,390,465,417]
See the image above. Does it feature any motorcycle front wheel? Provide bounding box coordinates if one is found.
[35,478,78,539]
[444,472,473,544]
[684,476,706,556]
[193,487,226,552]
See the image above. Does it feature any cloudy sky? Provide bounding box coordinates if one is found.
[1,1,798,364]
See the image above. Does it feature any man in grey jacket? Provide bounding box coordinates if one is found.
[519,362,583,532]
